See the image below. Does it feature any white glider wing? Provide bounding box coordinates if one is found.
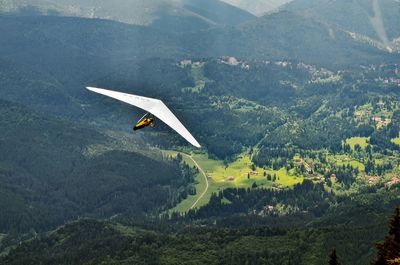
[86,86,201,148]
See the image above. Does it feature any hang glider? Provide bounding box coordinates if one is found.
[86,86,201,148]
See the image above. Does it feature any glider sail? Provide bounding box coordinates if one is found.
[86,86,201,148]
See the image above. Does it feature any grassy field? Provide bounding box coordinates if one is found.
[329,154,365,171]
[374,158,386,166]
[392,137,400,145]
[166,151,303,212]
[191,153,302,188]
[345,137,369,150]
[163,151,208,212]
[171,171,208,213]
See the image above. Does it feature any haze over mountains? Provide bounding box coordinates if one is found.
[282,0,400,51]
[0,0,255,27]
[1,0,398,64]
[221,0,292,15]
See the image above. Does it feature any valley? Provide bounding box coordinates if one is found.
[0,0,400,263]
[1,52,399,263]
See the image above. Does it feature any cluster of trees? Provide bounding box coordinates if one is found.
[365,160,394,176]
[373,207,400,265]
[325,164,359,187]
[370,111,400,153]
[180,180,333,220]
[252,146,296,169]
[203,60,310,105]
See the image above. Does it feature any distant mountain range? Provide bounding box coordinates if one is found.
[221,0,292,15]
[184,10,397,66]
[282,0,400,51]
[0,0,255,29]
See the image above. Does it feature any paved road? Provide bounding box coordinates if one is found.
[181,153,209,210]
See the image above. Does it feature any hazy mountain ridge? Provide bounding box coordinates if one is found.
[1,1,399,67]
[0,0,255,29]
[281,0,400,51]
[2,0,399,55]
[221,0,292,16]
[185,10,398,67]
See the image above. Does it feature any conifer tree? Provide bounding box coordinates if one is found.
[373,206,400,265]
[389,207,400,244]
[328,248,341,265]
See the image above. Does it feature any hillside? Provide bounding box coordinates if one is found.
[0,100,196,233]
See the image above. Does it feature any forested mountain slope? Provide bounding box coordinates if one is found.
[0,100,195,233]
[2,188,399,265]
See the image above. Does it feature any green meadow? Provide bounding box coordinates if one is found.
[328,154,365,171]
[392,137,400,145]
[167,151,303,212]
[191,153,302,187]
[163,151,208,212]
[345,137,369,150]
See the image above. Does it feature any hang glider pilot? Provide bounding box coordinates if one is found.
[134,113,155,131]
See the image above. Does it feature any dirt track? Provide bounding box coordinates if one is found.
[181,154,209,210]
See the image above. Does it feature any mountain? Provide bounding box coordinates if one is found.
[0,0,256,30]
[221,0,292,16]
[281,0,400,50]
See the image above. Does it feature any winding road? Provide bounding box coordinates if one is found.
[181,153,209,210]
